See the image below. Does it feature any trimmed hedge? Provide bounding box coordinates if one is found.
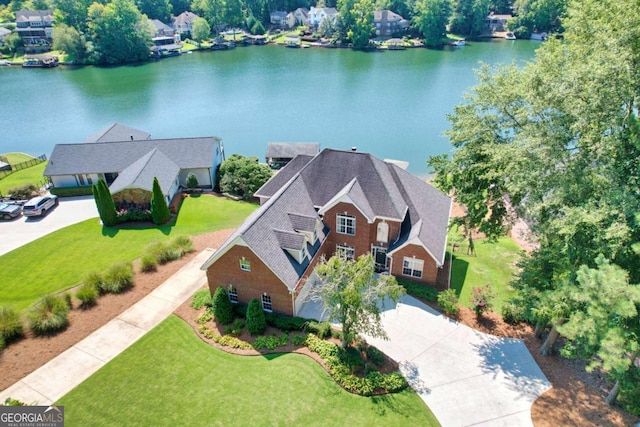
[50,186,93,197]
[398,279,438,302]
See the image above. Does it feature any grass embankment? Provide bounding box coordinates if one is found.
[450,237,523,313]
[58,316,439,426]
[0,195,256,312]
[1,152,36,165]
[0,162,47,196]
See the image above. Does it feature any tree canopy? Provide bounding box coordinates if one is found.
[218,154,272,200]
[314,254,405,349]
[431,0,640,409]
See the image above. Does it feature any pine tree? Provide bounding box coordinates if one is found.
[92,179,117,226]
[151,177,171,225]
[212,287,233,324]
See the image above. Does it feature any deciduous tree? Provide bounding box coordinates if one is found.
[313,254,405,348]
[412,0,450,47]
[53,23,87,63]
[191,16,210,46]
[218,154,272,200]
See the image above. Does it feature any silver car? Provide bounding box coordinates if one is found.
[0,202,22,220]
[23,195,58,217]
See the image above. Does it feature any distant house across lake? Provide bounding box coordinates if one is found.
[266,142,320,169]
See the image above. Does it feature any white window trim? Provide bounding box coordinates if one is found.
[261,294,273,312]
[336,244,355,261]
[228,285,238,304]
[402,257,424,279]
[337,214,355,235]
[240,258,251,271]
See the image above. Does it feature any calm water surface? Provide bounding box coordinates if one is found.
[0,40,538,176]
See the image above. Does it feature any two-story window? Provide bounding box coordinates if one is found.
[337,214,355,235]
[402,257,423,278]
[336,244,355,261]
[228,285,238,303]
[240,258,251,271]
[261,293,273,312]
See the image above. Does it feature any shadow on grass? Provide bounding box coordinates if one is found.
[449,255,469,297]
[370,390,419,417]
[100,221,174,237]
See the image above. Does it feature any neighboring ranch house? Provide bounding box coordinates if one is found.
[44,124,224,206]
[266,142,319,169]
[307,7,338,27]
[201,148,452,316]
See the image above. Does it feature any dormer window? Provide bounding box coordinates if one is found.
[240,258,251,271]
[337,214,355,235]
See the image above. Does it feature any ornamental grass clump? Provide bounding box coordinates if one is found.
[83,270,103,291]
[100,262,134,294]
[171,235,194,256]
[0,306,24,344]
[140,253,158,272]
[75,283,99,308]
[28,295,70,336]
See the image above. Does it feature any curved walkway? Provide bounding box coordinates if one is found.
[0,248,215,405]
[364,295,551,426]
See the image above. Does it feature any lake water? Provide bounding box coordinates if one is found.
[0,40,538,177]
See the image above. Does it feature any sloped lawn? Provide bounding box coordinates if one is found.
[0,195,256,311]
[0,162,47,196]
[57,316,439,426]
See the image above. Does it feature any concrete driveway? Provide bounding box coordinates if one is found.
[0,195,98,256]
[363,295,551,427]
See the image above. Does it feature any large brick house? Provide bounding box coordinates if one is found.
[201,149,452,316]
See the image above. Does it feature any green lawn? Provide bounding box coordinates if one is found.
[57,316,439,427]
[0,162,47,196]
[449,237,523,313]
[0,195,256,312]
[1,152,36,165]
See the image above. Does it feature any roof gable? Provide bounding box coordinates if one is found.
[109,148,180,196]
[83,123,151,143]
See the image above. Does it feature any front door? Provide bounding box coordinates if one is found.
[371,246,388,272]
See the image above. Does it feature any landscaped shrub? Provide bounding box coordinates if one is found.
[49,186,93,197]
[195,309,214,324]
[471,284,496,318]
[75,283,98,308]
[0,306,24,344]
[151,177,171,225]
[233,303,247,318]
[253,334,289,350]
[140,253,158,272]
[170,235,194,256]
[191,289,213,309]
[232,318,245,335]
[501,301,526,324]
[246,299,266,335]
[213,287,234,324]
[398,280,438,302]
[145,241,179,265]
[100,262,134,294]
[83,270,103,291]
[8,184,38,200]
[186,172,199,190]
[437,289,459,316]
[64,293,73,309]
[3,397,30,406]
[306,320,331,339]
[292,333,308,346]
[217,335,253,350]
[269,314,307,331]
[28,295,70,336]
[365,345,386,367]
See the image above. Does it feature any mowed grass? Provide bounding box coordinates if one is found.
[58,316,439,427]
[450,237,523,313]
[0,162,47,195]
[1,152,35,165]
[0,195,256,311]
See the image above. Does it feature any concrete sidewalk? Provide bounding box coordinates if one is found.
[0,248,215,405]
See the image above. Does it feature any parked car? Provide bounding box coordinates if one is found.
[0,202,22,219]
[22,195,58,217]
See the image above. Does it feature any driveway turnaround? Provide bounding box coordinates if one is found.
[0,248,215,406]
[0,195,99,256]
[364,295,551,427]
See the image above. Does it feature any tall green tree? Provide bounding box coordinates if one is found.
[314,254,405,348]
[448,0,489,36]
[432,0,640,407]
[191,16,210,46]
[136,0,172,21]
[348,0,374,48]
[510,0,566,37]
[87,0,152,65]
[53,23,87,63]
[191,0,225,33]
[53,0,93,31]
[413,0,450,46]
[218,154,272,200]
[150,177,171,225]
[92,179,118,226]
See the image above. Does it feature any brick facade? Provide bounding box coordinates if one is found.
[206,245,294,316]
[389,244,439,286]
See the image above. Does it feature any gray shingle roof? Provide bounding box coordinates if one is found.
[288,212,316,232]
[202,148,452,287]
[109,148,180,196]
[83,123,151,143]
[267,143,320,159]
[45,136,220,176]
[254,154,314,198]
